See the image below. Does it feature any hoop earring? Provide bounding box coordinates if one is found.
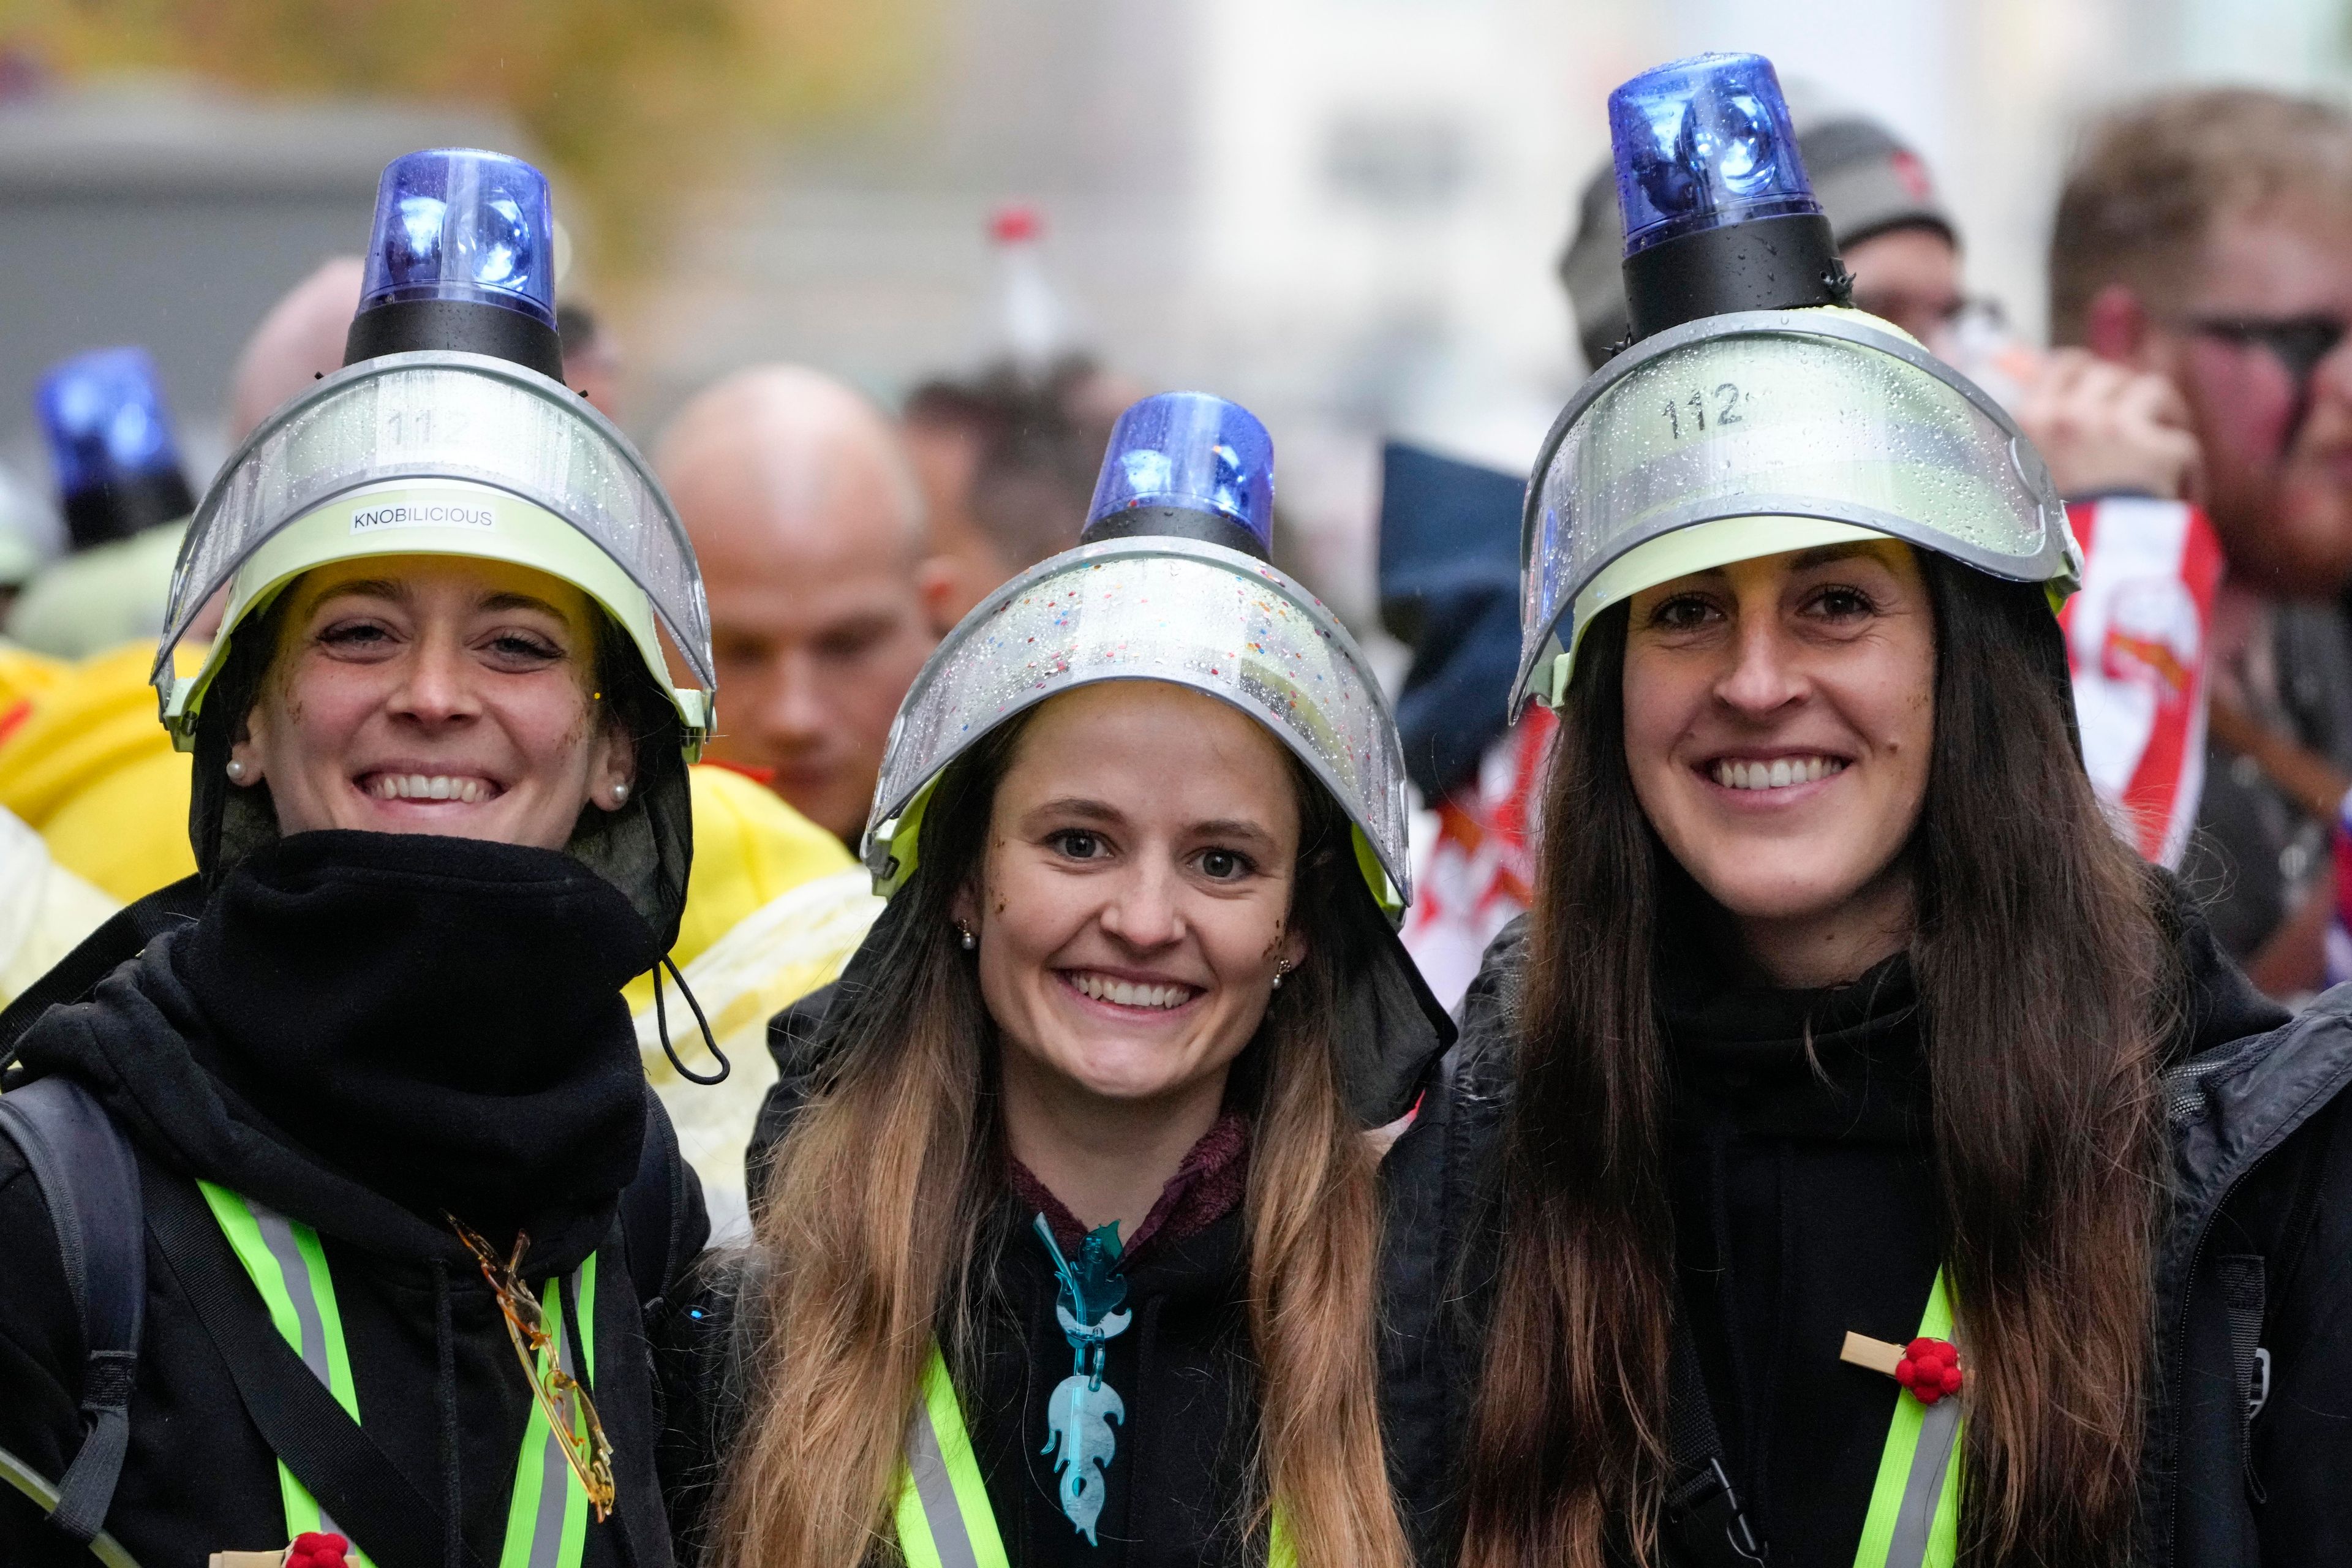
[957,922,978,951]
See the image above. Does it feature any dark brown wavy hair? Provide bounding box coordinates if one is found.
[716,703,1411,1568]
[1461,558,2182,1568]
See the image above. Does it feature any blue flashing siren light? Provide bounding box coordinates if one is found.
[36,346,196,552]
[1079,391,1276,561]
[344,148,568,382]
[1607,52,1849,344]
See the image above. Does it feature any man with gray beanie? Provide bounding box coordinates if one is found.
[1561,109,1964,360]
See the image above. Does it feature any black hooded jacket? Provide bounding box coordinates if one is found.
[1380,897,2352,1567]
[0,832,710,1568]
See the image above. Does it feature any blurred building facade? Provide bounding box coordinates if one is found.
[0,0,2345,600]
[624,0,2352,627]
[0,78,523,556]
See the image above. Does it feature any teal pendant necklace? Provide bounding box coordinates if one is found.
[1033,1214,1130,1545]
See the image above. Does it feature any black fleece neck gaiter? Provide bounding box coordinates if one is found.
[175,829,659,1241]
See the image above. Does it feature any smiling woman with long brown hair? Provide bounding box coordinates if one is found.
[667,393,1449,1568]
[1379,55,2352,1568]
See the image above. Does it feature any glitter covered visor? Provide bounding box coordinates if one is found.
[1515,308,2080,714]
[153,349,712,703]
[863,538,1411,915]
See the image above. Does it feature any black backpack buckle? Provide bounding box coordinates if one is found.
[1664,1456,1768,1568]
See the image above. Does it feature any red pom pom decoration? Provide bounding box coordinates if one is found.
[288,1532,350,1568]
[1894,1337,1964,1405]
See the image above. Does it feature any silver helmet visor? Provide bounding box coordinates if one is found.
[152,349,713,692]
[1515,309,2078,712]
[864,538,1411,909]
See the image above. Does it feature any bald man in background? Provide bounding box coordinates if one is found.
[230,260,623,431]
[228,256,366,442]
[655,366,953,845]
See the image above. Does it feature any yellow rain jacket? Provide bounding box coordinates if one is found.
[0,643,193,903]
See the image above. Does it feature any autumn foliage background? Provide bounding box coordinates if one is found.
[0,0,932,283]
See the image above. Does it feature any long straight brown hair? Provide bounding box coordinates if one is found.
[715,706,1411,1568]
[1461,560,2181,1568]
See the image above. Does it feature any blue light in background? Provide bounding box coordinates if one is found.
[1608,52,1820,256]
[1086,391,1275,552]
[36,346,184,501]
[358,148,557,326]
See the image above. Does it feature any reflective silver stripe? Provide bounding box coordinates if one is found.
[524,1273,584,1568]
[252,1202,344,1540]
[906,1400,981,1568]
[1885,1395,1962,1568]
[253,1207,332,1381]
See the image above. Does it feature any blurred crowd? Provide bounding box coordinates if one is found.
[9,56,2352,1568]
[7,75,2352,1031]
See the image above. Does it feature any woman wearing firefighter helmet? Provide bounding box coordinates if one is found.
[0,149,717,1568]
[1385,54,2352,1568]
[667,391,1451,1568]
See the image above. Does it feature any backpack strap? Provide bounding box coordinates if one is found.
[0,1444,142,1567]
[141,1167,488,1568]
[0,1076,145,1546]
[2212,1253,2269,1502]
[1659,1310,1768,1568]
[2214,1098,2339,1501]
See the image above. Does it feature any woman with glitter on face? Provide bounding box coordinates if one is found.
[0,151,715,1568]
[669,393,1452,1568]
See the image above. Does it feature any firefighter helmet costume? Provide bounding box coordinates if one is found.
[864,390,1412,923]
[151,149,712,944]
[725,390,1449,1568]
[1516,53,2081,717]
[0,148,717,1568]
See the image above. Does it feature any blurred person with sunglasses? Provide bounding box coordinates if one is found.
[2054,89,2352,989]
[0,152,715,1568]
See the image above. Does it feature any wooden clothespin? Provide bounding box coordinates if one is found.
[1840,1330,1904,1377]
[1842,1330,1965,1404]
[208,1532,351,1568]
